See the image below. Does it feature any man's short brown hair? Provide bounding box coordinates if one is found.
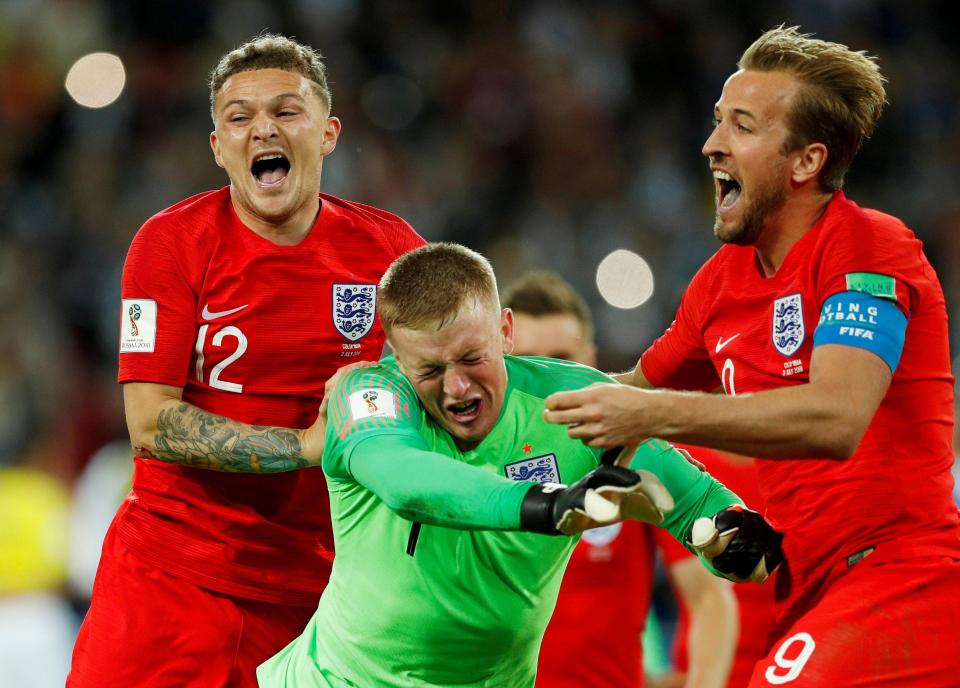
[209,33,332,120]
[378,243,499,333]
[739,25,887,191]
[501,271,594,344]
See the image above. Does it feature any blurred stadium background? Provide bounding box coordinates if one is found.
[2,0,959,684]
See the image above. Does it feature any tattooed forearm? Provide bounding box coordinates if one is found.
[146,403,310,473]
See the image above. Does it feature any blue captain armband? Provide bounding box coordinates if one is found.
[813,291,907,372]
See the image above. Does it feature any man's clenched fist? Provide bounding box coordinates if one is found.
[688,506,784,583]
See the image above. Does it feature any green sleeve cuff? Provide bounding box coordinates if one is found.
[627,440,743,546]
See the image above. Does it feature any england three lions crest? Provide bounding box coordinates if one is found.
[505,454,560,484]
[333,283,376,341]
[772,293,804,356]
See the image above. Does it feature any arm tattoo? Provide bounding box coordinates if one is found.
[149,403,309,473]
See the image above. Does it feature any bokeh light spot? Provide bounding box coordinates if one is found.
[595,249,655,309]
[65,52,126,108]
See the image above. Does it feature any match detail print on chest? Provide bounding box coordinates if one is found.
[772,292,810,380]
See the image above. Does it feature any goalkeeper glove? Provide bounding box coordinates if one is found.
[520,464,674,535]
[688,506,784,583]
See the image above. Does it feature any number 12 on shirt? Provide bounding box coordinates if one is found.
[194,324,248,393]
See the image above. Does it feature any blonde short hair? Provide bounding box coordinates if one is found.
[378,243,499,332]
[739,25,887,191]
[209,33,332,120]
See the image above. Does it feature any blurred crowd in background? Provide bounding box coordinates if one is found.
[2,0,960,684]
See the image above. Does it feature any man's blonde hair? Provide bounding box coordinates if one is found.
[378,243,499,332]
[209,33,332,121]
[739,25,887,191]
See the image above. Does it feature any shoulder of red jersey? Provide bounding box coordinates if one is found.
[153,187,229,219]
[824,193,917,245]
[318,192,404,224]
[803,192,939,317]
[813,192,928,279]
[318,192,425,255]
[137,187,231,244]
[683,243,754,301]
[697,244,739,275]
[125,188,230,287]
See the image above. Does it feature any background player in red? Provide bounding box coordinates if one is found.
[68,35,425,687]
[503,271,737,688]
[545,26,960,686]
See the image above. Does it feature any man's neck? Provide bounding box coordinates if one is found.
[232,196,320,246]
[755,189,834,277]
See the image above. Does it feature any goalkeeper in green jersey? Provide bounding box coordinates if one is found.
[257,243,782,688]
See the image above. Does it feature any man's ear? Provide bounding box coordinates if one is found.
[320,116,342,156]
[791,142,827,185]
[501,308,515,354]
[210,131,225,168]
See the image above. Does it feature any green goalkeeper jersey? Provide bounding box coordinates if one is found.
[257,355,740,688]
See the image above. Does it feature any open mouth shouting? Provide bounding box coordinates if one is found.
[713,169,742,213]
[251,152,291,188]
[446,397,482,425]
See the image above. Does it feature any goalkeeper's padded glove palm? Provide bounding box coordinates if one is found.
[520,465,674,535]
[688,506,784,583]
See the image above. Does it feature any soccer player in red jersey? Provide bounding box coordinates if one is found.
[545,26,960,686]
[503,272,737,688]
[68,35,425,688]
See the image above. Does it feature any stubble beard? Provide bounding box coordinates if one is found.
[713,166,788,247]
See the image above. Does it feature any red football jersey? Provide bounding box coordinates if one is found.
[642,192,960,610]
[116,188,425,605]
[536,521,692,688]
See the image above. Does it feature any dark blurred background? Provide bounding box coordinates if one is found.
[2,1,959,683]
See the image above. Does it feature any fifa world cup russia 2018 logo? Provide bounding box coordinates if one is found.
[128,304,141,337]
[363,391,379,413]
